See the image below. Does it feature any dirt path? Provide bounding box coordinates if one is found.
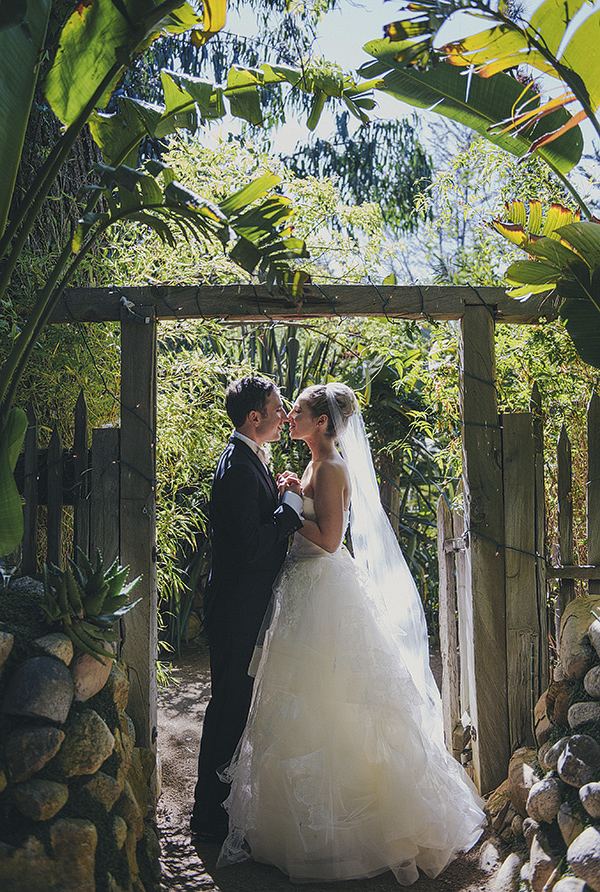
[156,646,509,892]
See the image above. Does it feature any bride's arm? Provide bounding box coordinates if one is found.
[298,462,348,553]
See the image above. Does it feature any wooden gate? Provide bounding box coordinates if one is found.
[34,283,554,782]
[438,309,600,794]
[18,306,157,751]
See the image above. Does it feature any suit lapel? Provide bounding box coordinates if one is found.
[231,435,278,500]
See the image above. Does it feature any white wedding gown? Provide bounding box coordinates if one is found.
[218,498,485,884]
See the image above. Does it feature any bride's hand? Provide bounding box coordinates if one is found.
[277,470,302,497]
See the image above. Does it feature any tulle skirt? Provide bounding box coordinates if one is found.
[218,538,485,884]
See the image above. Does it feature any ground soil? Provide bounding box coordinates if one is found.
[156,645,512,892]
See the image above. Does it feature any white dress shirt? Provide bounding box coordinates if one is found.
[232,431,303,518]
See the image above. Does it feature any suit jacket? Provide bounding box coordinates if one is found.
[203,435,303,636]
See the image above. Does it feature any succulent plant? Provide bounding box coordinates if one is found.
[42,547,140,663]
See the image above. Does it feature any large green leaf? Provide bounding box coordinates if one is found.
[44,0,202,127]
[560,291,600,369]
[0,407,27,558]
[0,0,51,239]
[361,38,583,174]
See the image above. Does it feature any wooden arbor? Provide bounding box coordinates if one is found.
[49,283,555,791]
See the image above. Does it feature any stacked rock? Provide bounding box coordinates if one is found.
[507,595,600,891]
[0,582,160,892]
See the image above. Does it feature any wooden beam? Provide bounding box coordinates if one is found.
[22,405,38,576]
[49,284,557,325]
[119,305,157,753]
[90,427,120,566]
[503,412,537,750]
[460,305,510,794]
[547,565,600,580]
[588,391,600,596]
[437,497,461,760]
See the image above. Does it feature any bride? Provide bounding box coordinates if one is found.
[217,383,485,884]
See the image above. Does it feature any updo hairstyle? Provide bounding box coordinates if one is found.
[301,383,356,438]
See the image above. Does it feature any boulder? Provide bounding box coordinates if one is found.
[523,817,539,848]
[56,708,115,777]
[580,782,600,819]
[5,726,65,782]
[13,779,68,821]
[526,777,562,824]
[71,649,114,702]
[113,780,143,839]
[547,679,575,726]
[34,632,73,666]
[83,770,123,810]
[508,747,541,817]
[568,825,600,892]
[554,879,594,892]
[529,829,561,892]
[559,596,600,680]
[104,660,130,713]
[557,735,600,787]
[584,665,600,699]
[2,656,74,723]
[588,619,600,660]
[544,737,570,772]
[50,818,97,892]
[479,839,501,872]
[557,802,585,848]
[9,576,43,596]
[112,815,127,850]
[0,631,14,671]
[489,853,522,892]
[0,835,55,892]
[569,701,600,729]
[534,691,552,745]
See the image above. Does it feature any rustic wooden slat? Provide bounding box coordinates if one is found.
[547,565,600,579]
[47,425,63,568]
[460,305,509,794]
[49,285,558,325]
[453,505,472,727]
[557,424,575,633]
[437,497,461,759]
[503,412,537,749]
[588,391,600,596]
[119,305,157,752]
[90,427,120,567]
[73,390,90,561]
[22,404,38,576]
[530,381,549,695]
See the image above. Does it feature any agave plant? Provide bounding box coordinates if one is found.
[491,200,600,367]
[42,547,140,664]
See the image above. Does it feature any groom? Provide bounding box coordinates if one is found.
[190,376,303,842]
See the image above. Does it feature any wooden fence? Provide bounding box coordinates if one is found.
[18,391,120,574]
[438,383,600,779]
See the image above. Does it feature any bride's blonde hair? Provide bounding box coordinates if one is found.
[301,383,356,439]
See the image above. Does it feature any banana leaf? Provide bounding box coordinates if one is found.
[0,407,28,558]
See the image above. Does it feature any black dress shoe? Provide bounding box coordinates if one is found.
[190,817,228,844]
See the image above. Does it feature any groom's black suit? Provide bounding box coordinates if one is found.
[192,434,302,836]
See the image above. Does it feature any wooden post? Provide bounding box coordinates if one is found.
[531,383,549,694]
[503,412,537,749]
[47,425,63,568]
[73,390,90,561]
[557,424,575,635]
[119,305,157,752]
[22,405,38,576]
[90,427,120,566]
[437,496,461,759]
[587,391,600,596]
[460,305,509,793]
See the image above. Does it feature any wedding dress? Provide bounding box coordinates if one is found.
[218,494,486,885]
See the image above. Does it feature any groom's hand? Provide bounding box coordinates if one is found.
[277,471,302,497]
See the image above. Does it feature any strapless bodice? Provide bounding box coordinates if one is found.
[288,496,349,558]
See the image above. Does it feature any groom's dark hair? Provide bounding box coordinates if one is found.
[225,376,276,427]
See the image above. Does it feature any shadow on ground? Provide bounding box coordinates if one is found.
[156,645,507,892]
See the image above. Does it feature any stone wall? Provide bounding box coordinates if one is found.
[487,595,600,892]
[0,580,160,892]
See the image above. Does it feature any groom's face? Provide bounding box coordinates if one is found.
[254,391,287,445]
